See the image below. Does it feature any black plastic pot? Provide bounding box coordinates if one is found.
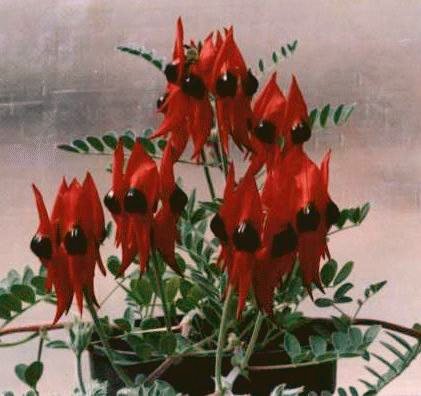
[89,320,336,395]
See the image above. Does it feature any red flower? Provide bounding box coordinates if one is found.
[210,166,263,318]
[248,72,287,175]
[31,174,105,322]
[211,27,259,154]
[107,139,160,275]
[105,139,188,276]
[152,145,188,275]
[152,18,214,160]
[281,75,312,151]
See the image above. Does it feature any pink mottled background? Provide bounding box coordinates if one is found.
[0,0,420,394]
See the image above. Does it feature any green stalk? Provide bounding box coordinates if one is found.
[241,311,264,369]
[214,286,233,394]
[151,251,172,332]
[0,332,38,347]
[84,290,134,388]
[36,334,44,361]
[201,149,216,200]
[76,353,86,395]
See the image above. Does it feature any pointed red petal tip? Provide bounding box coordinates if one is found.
[287,75,308,122]
[173,17,184,61]
[32,184,50,234]
[320,149,332,188]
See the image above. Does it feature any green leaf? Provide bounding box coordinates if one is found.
[131,278,153,305]
[319,104,331,128]
[365,365,384,382]
[314,298,333,307]
[334,261,354,286]
[337,388,347,396]
[281,46,287,57]
[46,340,69,349]
[31,276,46,295]
[102,133,118,149]
[86,136,104,152]
[258,59,264,72]
[363,325,381,345]
[15,362,43,388]
[121,135,135,150]
[165,277,179,302]
[349,327,363,349]
[364,280,387,299]
[272,51,278,63]
[107,255,121,276]
[333,104,344,125]
[22,267,34,285]
[332,331,349,353]
[284,333,301,359]
[72,139,89,152]
[160,332,177,355]
[57,144,79,153]
[309,335,327,357]
[157,139,167,151]
[334,282,354,300]
[10,284,35,304]
[349,386,359,396]
[359,203,370,223]
[379,341,406,361]
[371,352,398,373]
[114,319,131,332]
[321,259,338,287]
[140,137,156,154]
[0,293,22,312]
[386,332,412,352]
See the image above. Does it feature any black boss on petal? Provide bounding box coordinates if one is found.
[296,204,321,232]
[254,120,276,144]
[30,234,52,260]
[291,121,312,145]
[326,200,340,228]
[124,188,148,214]
[215,72,237,98]
[242,69,259,96]
[271,224,298,258]
[164,63,178,83]
[182,74,206,99]
[233,222,260,252]
[210,213,228,243]
[64,226,88,255]
[170,185,188,214]
[104,190,121,214]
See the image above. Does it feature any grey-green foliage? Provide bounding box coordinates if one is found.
[117,375,180,396]
[258,40,298,72]
[117,46,165,72]
[336,332,421,395]
[0,266,48,321]
[57,129,165,158]
[309,103,355,130]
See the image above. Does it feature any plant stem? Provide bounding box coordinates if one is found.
[242,311,264,369]
[36,334,44,361]
[215,285,233,394]
[0,332,38,347]
[83,289,134,388]
[201,150,216,200]
[151,251,172,332]
[327,223,360,236]
[76,353,86,395]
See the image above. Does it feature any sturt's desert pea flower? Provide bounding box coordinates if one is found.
[31,174,106,322]
[211,27,259,155]
[104,139,188,276]
[285,147,339,292]
[248,72,287,175]
[104,139,160,275]
[152,17,214,160]
[210,166,263,318]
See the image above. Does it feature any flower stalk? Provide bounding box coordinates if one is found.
[83,289,134,388]
[214,285,233,394]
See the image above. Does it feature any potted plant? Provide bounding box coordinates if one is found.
[0,17,420,396]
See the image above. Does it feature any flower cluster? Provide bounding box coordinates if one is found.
[152,18,259,160]
[30,174,105,322]
[210,74,340,317]
[103,139,188,276]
